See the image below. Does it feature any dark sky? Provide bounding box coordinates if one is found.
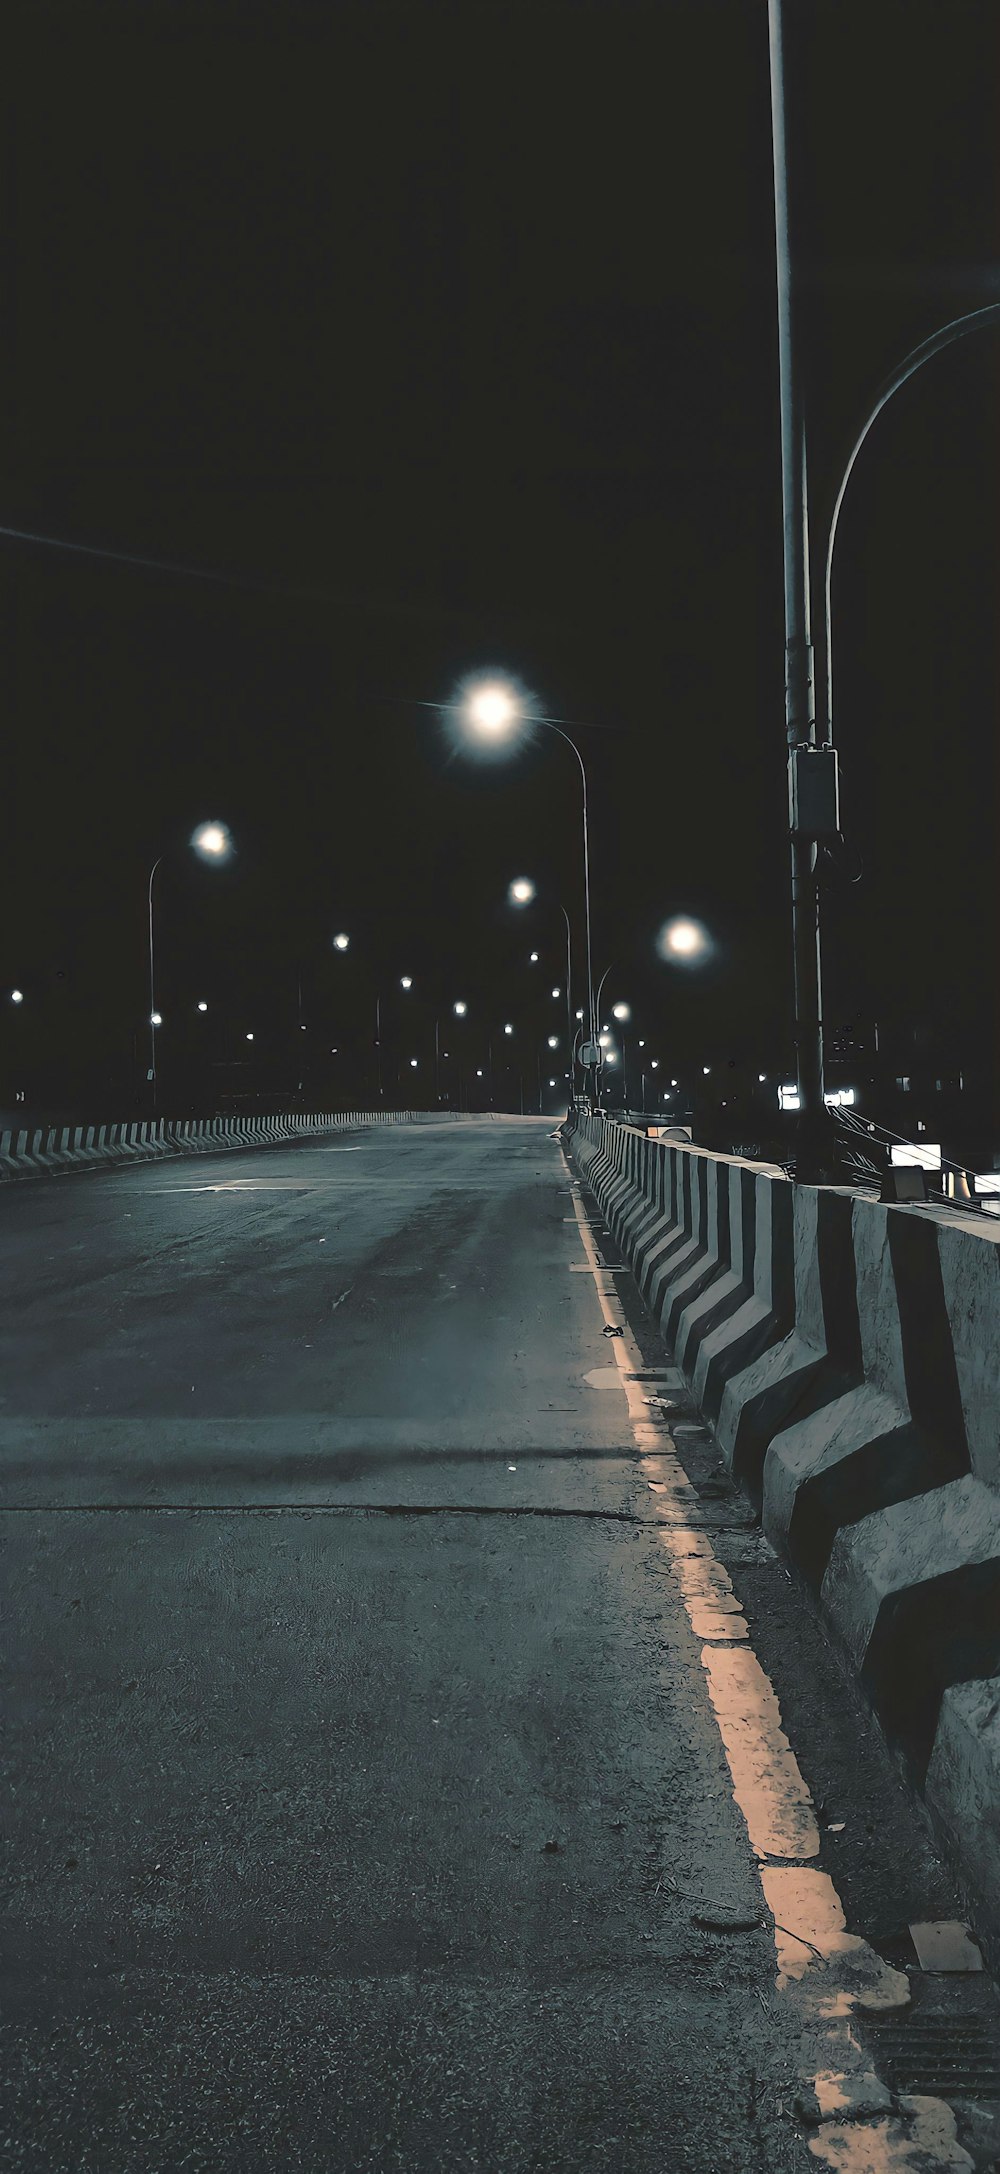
[3,0,999,1103]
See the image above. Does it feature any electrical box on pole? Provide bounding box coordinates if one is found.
[789,743,840,839]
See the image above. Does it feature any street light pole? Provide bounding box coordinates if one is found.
[558,903,574,1089]
[768,0,827,1181]
[823,302,1000,736]
[542,725,595,1101]
[147,855,163,1110]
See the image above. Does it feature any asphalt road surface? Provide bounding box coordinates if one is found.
[0,1119,982,2173]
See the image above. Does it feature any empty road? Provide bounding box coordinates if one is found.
[0,1119,979,2173]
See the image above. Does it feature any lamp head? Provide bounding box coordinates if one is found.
[191,821,232,861]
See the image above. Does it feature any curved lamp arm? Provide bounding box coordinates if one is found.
[824,302,1000,733]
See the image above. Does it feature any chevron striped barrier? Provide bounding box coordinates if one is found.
[0,1108,493,1183]
[565,1109,1000,1937]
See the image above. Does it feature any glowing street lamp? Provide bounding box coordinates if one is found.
[400,976,413,990]
[10,989,23,1005]
[246,1032,254,1042]
[197,1001,208,1013]
[191,821,232,861]
[547,1035,558,1049]
[448,670,596,1084]
[612,1002,630,1022]
[453,1000,468,1017]
[529,951,539,964]
[657,915,710,963]
[509,877,535,905]
[148,822,232,1109]
[466,682,520,735]
[332,932,350,952]
[504,1023,514,1036]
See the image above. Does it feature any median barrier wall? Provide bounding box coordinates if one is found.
[0,1108,497,1184]
[565,1108,1000,1935]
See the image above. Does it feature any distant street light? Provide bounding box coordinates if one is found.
[658,916,710,963]
[612,1002,630,1022]
[529,951,539,964]
[547,1035,558,1049]
[191,822,231,860]
[453,1000,468,1017]
[504,1023,514,1035]
[551,986,561,999]
[410,1058,418,1068]
[10,989,23,1004]
[703,1066,711,1076]
[148,822,232,1110]
[246,1032,254,1042]
[333,932,350,952]
[401,976,413,990]
[651,1060,659,1071]
[449,672,596,1091]
[509,878,535,905]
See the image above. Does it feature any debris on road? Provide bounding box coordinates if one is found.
[909,1920,984,1972]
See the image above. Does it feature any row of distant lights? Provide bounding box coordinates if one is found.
[4,984,848,1096]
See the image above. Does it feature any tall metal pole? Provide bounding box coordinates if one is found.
[147,857,162,1112]
[375,993,383,1098]
[545,725,595,1105]
[768,0,826,1179]
[559,904,573,1095]
[434,1016,440,1104]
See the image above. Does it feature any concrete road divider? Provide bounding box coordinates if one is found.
[0,1109,492,1184]
[566,1110,1000,1941]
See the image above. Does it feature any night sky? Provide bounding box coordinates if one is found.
[3,0,998,1118]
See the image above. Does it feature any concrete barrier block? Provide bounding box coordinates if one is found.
[925,1676,1000,1940]
[672,1158,736,1368]
[821,1475,1000,1765]
[762,1383,918,1580]
[935,1220,1000,1492]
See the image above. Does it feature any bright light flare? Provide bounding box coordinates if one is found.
[191,821,232,861]
[444,669,540,761]
[657,915,710,964]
